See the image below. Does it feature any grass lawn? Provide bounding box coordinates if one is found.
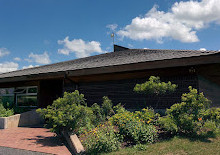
[102,134,220,155]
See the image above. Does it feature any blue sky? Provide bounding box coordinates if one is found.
[0,0,220,73]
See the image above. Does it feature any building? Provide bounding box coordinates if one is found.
[0,45,219,109]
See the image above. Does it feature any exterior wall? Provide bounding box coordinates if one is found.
[198,64,220,107]
[64,66,199,109]
[77,75,198,109]
[38,80,63,108]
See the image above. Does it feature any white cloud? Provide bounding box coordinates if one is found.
[0,62,18,73]
[106,24,118,31]
[199,48,207,51]
[117,0,220,43]
[0,48,10,57]
[14,57,21,61]
[58,37,105,58]
[28,52,51,64]
[22,64,39,69]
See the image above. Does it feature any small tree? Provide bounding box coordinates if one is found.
[134,76,177,108]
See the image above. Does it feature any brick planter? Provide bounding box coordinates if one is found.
[0,110,43,129]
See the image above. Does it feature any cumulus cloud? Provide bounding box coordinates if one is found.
[0,48,10,57]
[22,65,39,69]
[117,0,220,43]
[28,52,51,64]
[106,24,118,31]
[0,62,18,73]
[199,48,207,51]
[14,57,21,61]
[58,37,105,58]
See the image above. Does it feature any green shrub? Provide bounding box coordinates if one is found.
[80,122,120,154]
[134,76,177,108]
[158,116,178,134]
[199,120,218,136]
[0,103,14,117]
[101,96,114,118]
[134,107,160,125]
[166,86,211,134]
[203,107,220,125]
[111,111,157,144]
[91,97,123,125]
[37,91,95,135]
[134,76,177,95]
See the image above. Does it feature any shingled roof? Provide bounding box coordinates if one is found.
[0,48,220,79]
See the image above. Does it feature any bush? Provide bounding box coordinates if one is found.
[166,86,211,135]
[37,90,95,135]
[203,107,220,125]
[111,111,157,144]
[134,107,160,125]
[0,103,14,117]
[134,76,177,95]
[91,97,123,125]
[199,120,218,136]
[80,122,121,154]
[158,116,177,134]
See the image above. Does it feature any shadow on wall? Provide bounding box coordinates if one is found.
[198,76,220,107]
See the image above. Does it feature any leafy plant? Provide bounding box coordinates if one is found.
[166,86,211,135]
[203,107,220,125]
[134,76,177,108]
[91,97,122,125]
[0,103,14,117]
[134,107,160,125]
[111,111,157,144]
[37,90,95,135]
[80,122,121,154]
[134,76,177,95]
[158,116,178,134]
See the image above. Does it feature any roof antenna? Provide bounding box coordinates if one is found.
[111,32,115,49]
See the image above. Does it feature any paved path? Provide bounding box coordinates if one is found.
[0,126,71,155]
[0,146,49,155]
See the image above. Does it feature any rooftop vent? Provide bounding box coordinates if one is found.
[114,45,129,52]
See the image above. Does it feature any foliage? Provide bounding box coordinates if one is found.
[134,76,177,96]
[37,90,95,135]
[202,107,220,125]
[91,97,123,125]
[111,111,157,144]
[101,96,114,118]
[158,116,178,134]
[166,86,212,134]
[0,103,14,117]
[80,122,121,154]
[133,144,148,151]
[199,120,218,136]
[134,107,160,125]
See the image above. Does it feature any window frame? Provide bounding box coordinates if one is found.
[15,86,38,108]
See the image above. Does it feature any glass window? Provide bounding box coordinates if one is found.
[15,86,38,107]
[28,87,37,94]
[0,88,14,107]
[14,88,26,94]
[17,95,37,107]
[0,88,14,96]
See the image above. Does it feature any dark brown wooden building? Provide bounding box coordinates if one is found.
[0,45,219,109]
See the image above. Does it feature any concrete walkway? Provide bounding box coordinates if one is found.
[0,126,71,155]
[0,146,49,155]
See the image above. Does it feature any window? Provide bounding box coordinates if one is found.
[0,88,14,106]
[15,86,38,107]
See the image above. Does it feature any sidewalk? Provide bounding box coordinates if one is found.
[0,126,71,155]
